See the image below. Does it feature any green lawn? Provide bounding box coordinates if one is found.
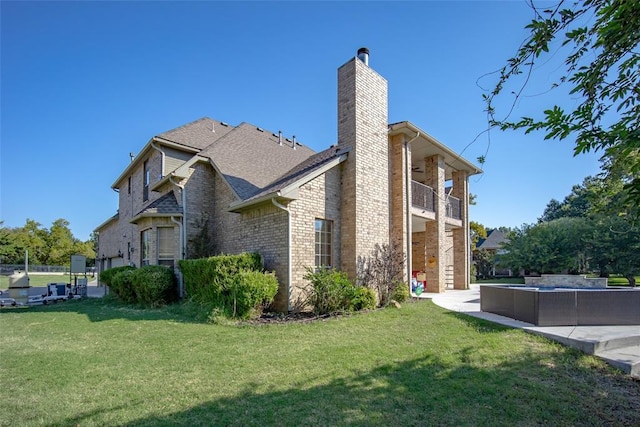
[1,298,638,426]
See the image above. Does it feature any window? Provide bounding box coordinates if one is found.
[157,227,174,267]
[314,219,333,268]
[127,176,131,195]
[141,229,151,266]
[143,160,150,202]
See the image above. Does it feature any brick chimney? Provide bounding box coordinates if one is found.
[337,48,390,279]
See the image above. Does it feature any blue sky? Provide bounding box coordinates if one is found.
[1,1,602,241]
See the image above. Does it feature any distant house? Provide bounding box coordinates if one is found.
[475,229,512,277]
[95,48,482,311]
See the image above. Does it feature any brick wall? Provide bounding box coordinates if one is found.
[183,163,216,258]
[337,55,390,280]
[208,172,290,311]
[289,166,342,310]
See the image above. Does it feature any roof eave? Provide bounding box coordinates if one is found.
[111,137,202,190]
[388,121,483,176]
[151,155,209,191]
[129,212,183,224]
[94,213,119,232]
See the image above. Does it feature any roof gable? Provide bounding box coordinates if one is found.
[477,229,508,250]
[229,146,348,211]
[200,122,316,200]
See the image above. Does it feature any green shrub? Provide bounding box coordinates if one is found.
[303,268,357,315]
[350,286,376,311]
[131,265,177,307]
[179,253,262,304]
[391,282,410,303]
[110,268,137,304]
[178,253,276,319]
[226,271,279,319]
[100,265,135,288]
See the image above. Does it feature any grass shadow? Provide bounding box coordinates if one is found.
[444,310,514,334]
[109,351,640,427]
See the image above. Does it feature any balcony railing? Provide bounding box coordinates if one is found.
[411,180,462,220]
[411,181,435,212]
[446,196,462,220]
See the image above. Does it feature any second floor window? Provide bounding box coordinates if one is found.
[143,160,150,202]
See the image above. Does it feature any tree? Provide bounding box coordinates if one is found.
[0,221,18,264]
[499,217,590,274]
[0,219,95,266]
[46,218,75,265]
[539,176,601,222]
[470,221,487,249]
[486,0,640,208]
[474,249,495,279]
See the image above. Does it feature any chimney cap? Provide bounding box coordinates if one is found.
[357,47,369,65]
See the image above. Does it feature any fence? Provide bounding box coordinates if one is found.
[0,264,89,275]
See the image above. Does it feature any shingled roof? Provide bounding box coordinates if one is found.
[130,192,182,224]
[156,117,234,151]
[242,145,349,204]
[199,122,316,200]
[476,229,508,250]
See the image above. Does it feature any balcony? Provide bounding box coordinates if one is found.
[446,195,461,220]
[411,180,462,220]
[411,181,434,212]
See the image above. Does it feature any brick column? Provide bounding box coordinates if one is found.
[451,170,469,290]
[390,133,409,283]
[424,155,446,293]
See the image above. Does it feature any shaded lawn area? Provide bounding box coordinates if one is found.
[1,298,639,426]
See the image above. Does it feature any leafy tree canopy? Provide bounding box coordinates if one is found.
[486,0,640,208]
[0,219,95,265]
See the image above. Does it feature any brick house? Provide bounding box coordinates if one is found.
[95,49,481,311]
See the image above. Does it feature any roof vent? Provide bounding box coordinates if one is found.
[292,135,297,150]
[357,47,369,66]
[278,130,283,146]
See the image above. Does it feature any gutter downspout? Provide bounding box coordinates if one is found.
[170,215,184,297]
[150,140,166,174]
[271,197,291,312]
[170,176,187,298]
[405,131,420,290]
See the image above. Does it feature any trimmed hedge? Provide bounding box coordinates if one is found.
[132,266,178,307]
[303,268,376,315]
[179,253,263,304]
[99,265,135,288]
[110,268,137,304]
[100,265,177,307]
[227,270,279,319]
[178,253,277,319]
